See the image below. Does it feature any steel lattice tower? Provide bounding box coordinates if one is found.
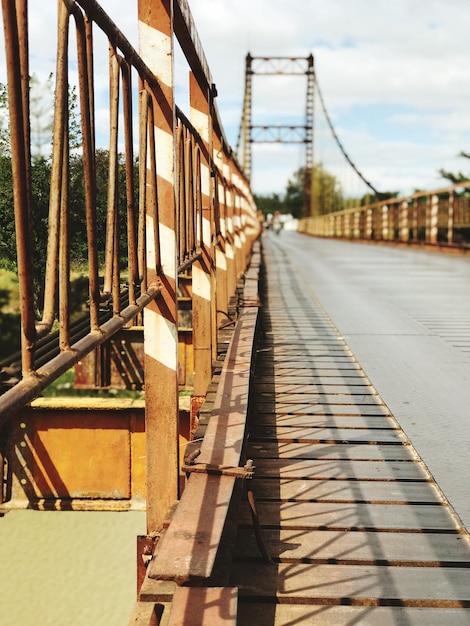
[237,54,315,217]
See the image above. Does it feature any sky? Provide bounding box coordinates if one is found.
[2,0,470,198]
[187,0,470,196]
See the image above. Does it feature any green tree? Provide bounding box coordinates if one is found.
[0,156,15,267]
[0,74,81,160]
[360,190,399,206]
[438,151,470,186]
[68,149,138,265]
[0,83,10,157]
[0,155,53,304]
[0,286,21,360]
[284,167,306,219]
[254,192,284,217]
[311,163,343,216]
[255,165,344,219]
[30,73,54,158]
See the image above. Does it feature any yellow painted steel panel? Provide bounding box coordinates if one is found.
[30,412,131,499]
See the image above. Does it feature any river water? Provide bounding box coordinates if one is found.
[0,509,146,625]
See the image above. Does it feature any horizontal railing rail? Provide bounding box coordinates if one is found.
[299,182,470,247]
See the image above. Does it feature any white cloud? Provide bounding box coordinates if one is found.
[1,0,469,197]
[186,0,470,195]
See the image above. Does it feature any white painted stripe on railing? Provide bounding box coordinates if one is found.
[155,126,174,185]
[216,247,227,270]
[145,214,158,270]
[159,222,177,279]
[144,308,178,370]
[202,215,211,244]
[189,106,210,144]
[226,243,234,260]
[138,21,173,86]
[213,147,223,170]
[193,264,211,301]
[201,162,211,197]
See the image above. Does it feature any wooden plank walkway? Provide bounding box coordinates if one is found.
[229,235,470,625]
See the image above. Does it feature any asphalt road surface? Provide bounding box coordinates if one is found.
[265,230,470,531]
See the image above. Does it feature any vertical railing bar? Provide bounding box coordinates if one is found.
[59,122,71,351]
[121,61,138,307]
[39,2,71,338]
[1,0,36,374]
[176,123,185,265]
[103,45,120,301]
[189,134,197,255]
[138,86,149,291]
[192,144,202,252]
[184,133,193,259]
[187,134,193,256]
[16,0,30,199]
[146,93,161,273]
[84,12,96,156]
[69,2,100,330]
[196,146,203,249]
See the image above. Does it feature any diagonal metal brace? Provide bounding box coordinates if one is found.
[182,459,255,480]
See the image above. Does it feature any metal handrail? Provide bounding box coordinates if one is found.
[299,182,470,246]
[0,0,259,431]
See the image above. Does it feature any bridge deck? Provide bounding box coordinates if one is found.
[229,232,470,624]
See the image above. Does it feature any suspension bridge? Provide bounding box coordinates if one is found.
[1,1,470,624]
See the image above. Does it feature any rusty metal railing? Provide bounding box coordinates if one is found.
[0,0,259,477]
[175,108,204,272]
[299,182,470,247]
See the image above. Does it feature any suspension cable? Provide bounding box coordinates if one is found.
[315,76,383,199]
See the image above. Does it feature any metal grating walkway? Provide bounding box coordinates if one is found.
[230,234,470,625]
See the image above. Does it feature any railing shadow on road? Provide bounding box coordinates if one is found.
[231,232,469,624]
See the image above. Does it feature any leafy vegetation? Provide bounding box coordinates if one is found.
[0,75,134,382]
[255,165,389,218]
[255,167,308,219]
[0,270,21,359]
[311,163,343,216]
[41,368,144,399]
[438,151,470,187]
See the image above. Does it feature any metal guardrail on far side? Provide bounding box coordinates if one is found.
[0,0,260,538]
[299,182,470,248]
